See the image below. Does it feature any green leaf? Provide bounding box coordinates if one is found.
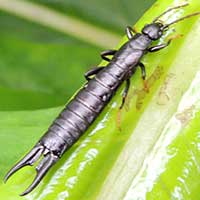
[0,0,155,199]
[1,0,200,199]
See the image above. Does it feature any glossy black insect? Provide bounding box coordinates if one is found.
[4,3,200,196]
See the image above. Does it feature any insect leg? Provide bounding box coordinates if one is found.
[139,62,146,80]
[119,79,130,110]
[117,77,131,130]
[126,26,137,40]
[101,50,117,62]
[148,40,171,52]
[139,62,149,92]
[148,33,183,52]
[84,66,104,81]
[119,61,145,110]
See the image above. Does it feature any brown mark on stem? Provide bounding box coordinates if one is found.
[125,66,164,111]
[175,105,195,126]
[157,73,175,105]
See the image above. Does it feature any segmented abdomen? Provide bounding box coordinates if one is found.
[40,62,127,154]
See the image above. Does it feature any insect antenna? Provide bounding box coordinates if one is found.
[152,3,189,23]
[163,12,200,28]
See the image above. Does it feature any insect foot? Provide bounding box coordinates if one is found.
[4,143,59,196]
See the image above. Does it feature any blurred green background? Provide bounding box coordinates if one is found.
[0,0,155,111]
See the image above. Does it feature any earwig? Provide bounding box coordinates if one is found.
[4,3,200,196]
